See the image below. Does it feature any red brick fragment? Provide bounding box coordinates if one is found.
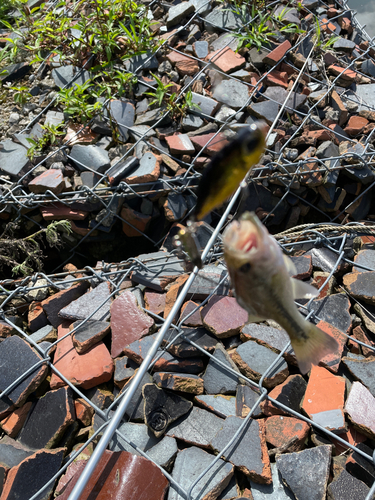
[74,399,94,426]
[110,291,154,358]
[316,320,347,373]
[40,202,89,221]
[262,40,291,65]
[265,415,310,452]
[28,301,48,332]
[1,402,32,438]
[144,289,166,317]
[180,300,203,326]
[201,295,248,338]
[344,115,369,137]
[50,322,114,390]
[190,133,229,156]
[120,206,151,237]
[208,47,246,73]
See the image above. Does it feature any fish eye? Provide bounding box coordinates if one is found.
[239,263,251,273]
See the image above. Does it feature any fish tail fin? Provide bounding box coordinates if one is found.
[291,323,339,375]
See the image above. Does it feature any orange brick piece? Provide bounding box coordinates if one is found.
[301,365,345,431]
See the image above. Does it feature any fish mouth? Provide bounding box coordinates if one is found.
[223,212,261,259]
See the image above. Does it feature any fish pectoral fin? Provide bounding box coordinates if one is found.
[246,314,264,324]
[291,322,339,375]
[291,278,319,299]
[283,254,297,275]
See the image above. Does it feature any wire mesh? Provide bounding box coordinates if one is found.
[2,0,375,498]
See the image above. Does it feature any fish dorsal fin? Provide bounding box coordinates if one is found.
[283,254,297,275]
[291,278,319,299]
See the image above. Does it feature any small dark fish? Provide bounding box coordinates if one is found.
[193,124,266,221]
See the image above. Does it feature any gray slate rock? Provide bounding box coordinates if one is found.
[51,65,91,89]
[249,100,280,125]
[211,416,270,482]
[277,445,332,500]
[69,144,110,173]
[342,356,375,398]
[203,343,240,394]
[18,387,74,449]
[0,336,47,409]
[195,394,236,418]
[124,52,159,73]
[0,139,30,178]
[263,87,307,111]
[204,6,250,31]
[167,1,195,27]
[166,406,224,447]
[168,446,233,500]
[328,468,370,500]
[108,100,135,141]
[251,462,295,499]
[213,79,250,110]
[59,281,111,322]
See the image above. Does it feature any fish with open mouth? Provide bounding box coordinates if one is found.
[223,212,338,374]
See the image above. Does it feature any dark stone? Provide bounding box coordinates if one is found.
[166,406,224,447]
[0,448,65,500]
[69,144,110,174]
[0,437,33,468]
[0,62,31,83]
[261,374,307,416]
[59,281,111,323]
[120,371,153,422]
[212,79,250,110]
[343,272,375,306]
[346,442,375,487]
[107,157,139,186]
[361,60,375,78]
[241,324,295,364]
[114,356,138,387]
[204,5,250,31]
[164,327,217,357]
[263,87,307,111]
[248,100,280,126]
[135,107,171,126]
[0,336,47,409]
[124,52,159,73]
[142,383,192,437]
[193,41,209,59]
[343,165,375,185]
[347,190,372,220]
[211,416,271,483]
[203,343,240,394]
[190,91,220,116]
[251,462,296,499]
[153,372,204,394]
[291,255,313,279]
[343,355,375,398]
[0,139,30,178]
[277,445,332,500]
[18,387,75,449]
[303,293,352,333]
[146,435,178,470]
[71,320,110,354]
[186,264,231,300]
[164,193,188,221]
[232,341,289,389]
[80,171,101,188]
[308,247,348,274]
[51,65,91,89]
[333,38,356,52]
[41,281,90,327]
[328,468,370,500]
[236,384,263,418]
[84,384,114,410]
[169,446,233,500]
[354,250,375,272]
[195,394,236,418]
[131,251,185,291]
[108,100,135,141]
[90,115,112,135]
